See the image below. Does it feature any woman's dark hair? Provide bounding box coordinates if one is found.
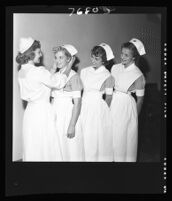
[91,46,107,64]
[105,58,116,72]
[16,40,41,70]
[91,46,115,72]
[121,42,140,65]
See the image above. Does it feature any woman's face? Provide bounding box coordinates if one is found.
[121,47,135,67]
[33,48,42,64]
[54,51,70,69]
[91,55,103,68]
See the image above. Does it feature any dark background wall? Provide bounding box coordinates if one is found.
[13,13,161,161]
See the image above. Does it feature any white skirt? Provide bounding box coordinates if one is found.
[80,92,113,162]
[52,97,84,161]
[22,101,62,162]
[110,91,138,162]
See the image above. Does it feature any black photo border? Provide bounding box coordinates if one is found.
[4,3,167,197]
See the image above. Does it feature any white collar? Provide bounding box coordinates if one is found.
[123,62,136,72]
[91,65,105,73]
[21,63,35,69]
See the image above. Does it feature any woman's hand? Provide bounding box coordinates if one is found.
[67,125,75,139]
[64,56,76,77]
[50,60,58,74]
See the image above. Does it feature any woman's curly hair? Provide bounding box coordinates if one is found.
[16,40,41,70]
[52,46,72,73]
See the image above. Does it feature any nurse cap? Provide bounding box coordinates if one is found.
[19,37,34,54]
[98,43,115,61]
[61,44,78,56]
[129,38,146,56]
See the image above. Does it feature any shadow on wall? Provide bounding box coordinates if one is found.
[106,59,116,72]
[72,56,80,73]
[131,56,161,162]
[137,56,151,80]
[137,82,161,162]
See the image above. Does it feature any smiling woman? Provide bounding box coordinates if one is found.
[51,44,84,161]
[53,46,72,71]
[110,38,146,162]
[79,43,115,161]
[120,41,140,68]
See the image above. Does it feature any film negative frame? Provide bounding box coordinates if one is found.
[5,5,167,196]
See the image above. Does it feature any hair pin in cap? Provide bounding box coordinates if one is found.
[129,38,146,55]
[61,44,78,56]
[19,37,34,54]
[98,43,115,61]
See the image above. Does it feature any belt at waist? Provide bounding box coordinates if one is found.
[83,91,103,97]
[27,100,50,104]
[114,90,131,95]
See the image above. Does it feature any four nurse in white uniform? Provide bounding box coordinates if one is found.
[17,37,146,162]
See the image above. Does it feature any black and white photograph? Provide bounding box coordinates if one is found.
[5,5,167,195]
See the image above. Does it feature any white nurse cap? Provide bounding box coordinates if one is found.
[61,44,78,56]
[98,43,115,61]
[19,37,34,53]
[129,38,146,56]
